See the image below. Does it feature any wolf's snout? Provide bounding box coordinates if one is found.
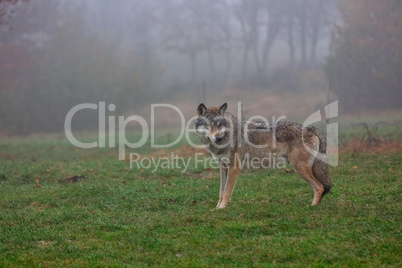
[207,135,223,143]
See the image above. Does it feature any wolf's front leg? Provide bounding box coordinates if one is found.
[217,167,239,209]
[217,164,228,208]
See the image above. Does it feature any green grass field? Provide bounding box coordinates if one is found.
[0,132,401,267]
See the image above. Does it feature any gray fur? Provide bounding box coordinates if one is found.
[195,104,332,208]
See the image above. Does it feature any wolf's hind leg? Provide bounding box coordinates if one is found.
[312,157,332,204]
[297,167,324,205]
[290,156,324,205]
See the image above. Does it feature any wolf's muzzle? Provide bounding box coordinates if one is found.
[207,136,223,144]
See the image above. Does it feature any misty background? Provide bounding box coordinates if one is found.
[0,0,400,135]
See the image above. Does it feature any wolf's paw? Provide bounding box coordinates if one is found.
[212,204,227,211]
[217,203,228,209]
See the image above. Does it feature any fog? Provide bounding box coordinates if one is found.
[0,0,400,135]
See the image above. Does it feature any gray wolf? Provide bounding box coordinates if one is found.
[195,103,332,209]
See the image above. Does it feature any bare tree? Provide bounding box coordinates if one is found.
[0,0,30,27]
[234,0,264,84]
[161,0,231,89]
[281,0,297,65]
[261,0,284,78]
[294,0,308,67]
[161,1,201,89]
[307,0,337,66]
[234,0,284,85]
[215,1,237,86]
[280,0,337,68]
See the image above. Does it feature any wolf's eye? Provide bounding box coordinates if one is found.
[196,123,208,133]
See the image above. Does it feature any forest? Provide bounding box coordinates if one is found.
[0,0,400,135]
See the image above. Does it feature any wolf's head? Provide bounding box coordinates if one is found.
[195,103,230,145]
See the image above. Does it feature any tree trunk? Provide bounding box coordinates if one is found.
[299,1,307,67]
[241,42,249,83]
[206,44,216,85]
[309,1,323,66]
[252,42,263,84]
[189,52,198,93]
[287,15,295,66]
[262,9,281,80]
[222,46,233,87]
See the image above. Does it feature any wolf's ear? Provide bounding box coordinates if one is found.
[218,103,227,115]
[197,103,207,116]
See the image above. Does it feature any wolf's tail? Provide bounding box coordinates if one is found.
[313,157,332,196]
[310,127,331,195]
[309,126,327,154]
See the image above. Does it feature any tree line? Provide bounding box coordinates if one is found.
[0,0,337,134]
[1,0,400,135]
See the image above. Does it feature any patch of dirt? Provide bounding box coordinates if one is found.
[28,202,54,212]
[38,240,56,247]
[58,175,87,183]
[183,170,217,179]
